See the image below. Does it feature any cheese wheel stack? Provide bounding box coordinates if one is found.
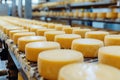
[37,29,55,36]
[58,63,120,80]
[55,34,81,49]
[9,29,29,39]
[72,39,104,57]
[104,35,120,46]
[38,49,83,80]
[85,31,109,41]
[72,29,91,38]
[13,32,35,44]
[45,31,65,41]
[18,36,46,52]
[25,42,60,62]
[98,46,120,69]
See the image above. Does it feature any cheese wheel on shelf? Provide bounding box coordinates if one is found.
[62,27,73,34]
[118,13,120,19]
[37,29,55,36]
[25,42,60,62]
[97,13,106,19]
[85,31,109,41]
[58,63,120,80]
[13,32,35,44]
[84,12,90,18]
[78,12,84,18]
[98,46,120,69]
[48,23,55,29]
[106,12,118,19]
[90,12,97,19]
[55,24,63,31]
[44,31,65,41]
[9,30,29,39]
[55,34,81,49]
[72,39,104,57]
[38,49,83,80]
[104,35,120,46]
[18,36,46,52]
[29,26,46,33]
[72,29,91,38]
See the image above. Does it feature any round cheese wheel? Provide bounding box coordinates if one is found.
[48,23,55,29]
[72,39,104,57]
[84,12,90,18]
[38,49,83,80]
[13,32,35,44]
[44,31,65,41]
[58,63,120,80]
[62,27,73,34]
[25,42,60,62]
[18,36,46,52]
[72,29,91,38]
[78,12,84,18]
[55,24,63,31]
[104,35,120,46]
[90,13,97,19]
[37,29,55,36]
[55,34,81,49]
[85,31,109,41]
[9,30,29,39]
[97,13,106,19]
[29,26,46,33]
[106,12,118,19]
[98,46,120,69]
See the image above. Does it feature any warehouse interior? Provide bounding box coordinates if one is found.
[0,0,120,80]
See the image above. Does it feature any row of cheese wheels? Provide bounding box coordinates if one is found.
[0,17,120,80]
[39,11,120,19]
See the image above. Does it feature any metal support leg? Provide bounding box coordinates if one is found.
[18,0,22,18]
[12,0,16,16]
[24,0,32,19]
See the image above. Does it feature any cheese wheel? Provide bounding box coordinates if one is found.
[18,36,46,52]
[29,26,46,33]
[85,31,109,41]
[84,12,90,18]
[72,29,91,38]
[72,39,104,57]
[106,12,118,19]
[98,46,120,69]
[58,63,120,80]
[55,34,81,49]
[25,42,60,62]
[48,23,55,29]
[13,32,35,44]
[44,31,65,41]
[118,13,120,18]
[78,12,84,18]
[9,30,29,39]
[37,29,55,36]
[18,72,23,80]
[38,49,83,80]
[97,13,106,19]
[55,24,63,31]
[104,35,120,46]
[90,13,97,19]
[62,27,73,34]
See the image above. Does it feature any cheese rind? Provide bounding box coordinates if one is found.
[55,34,81,49]
[58,63,120,80]
[38,49,83,80]
[98,46,120,69]
[18,36,46,52]
[104,35,120,46]
[25,42,60,62]
[72,39,104,57]
[37,29,55,36]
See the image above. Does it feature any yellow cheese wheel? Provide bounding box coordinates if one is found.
[97,13,106,19]
[90,12,97,19]
[78,12,84,18]
[37,29,55,36]
[98,46,120,69]
[104,35,120,46]
[44,31,65,41]
[62,27,73,34]
[9,30,29,39]
[72,29,91,38]
[18,36,46,52]
[55,34,81,49]
[55,24,63,31]
[13,32,35,44]
[18,72,23,80]
[72,39,104,57]
[58,63,120,80]
[38,49,83,80]
[118,13,120,18]
[106,12,118,19]
[85,31,109,41]
[48,23,55,29]
[84,12,90,18]
[25,42,60,62]
[29,26,46,33]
